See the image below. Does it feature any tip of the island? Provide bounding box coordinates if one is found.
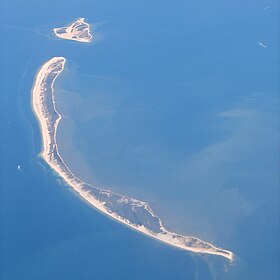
[53,18,92,43]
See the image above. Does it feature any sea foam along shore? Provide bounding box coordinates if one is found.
[53,18,92,43]
[32,57,234,262]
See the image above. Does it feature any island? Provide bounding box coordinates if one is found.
[53,18,92,43]
[32,57,234,261]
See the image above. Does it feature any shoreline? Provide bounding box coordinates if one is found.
[53,18,92,43]
[32,57,234,262]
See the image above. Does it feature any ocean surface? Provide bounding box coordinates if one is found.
[1,1,279,279]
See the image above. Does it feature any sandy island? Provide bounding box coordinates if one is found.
[32,57,234,261]
[53,18,92,43]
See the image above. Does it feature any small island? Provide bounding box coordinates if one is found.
[32,57,234,262]
[53,18,92,43]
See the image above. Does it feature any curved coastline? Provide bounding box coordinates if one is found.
[32,57,234,262]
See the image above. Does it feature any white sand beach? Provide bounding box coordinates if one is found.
[53,18,92,43]
[32,57,234,262]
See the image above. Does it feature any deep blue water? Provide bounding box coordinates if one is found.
[0,28,206,279]
[1,1,279,279]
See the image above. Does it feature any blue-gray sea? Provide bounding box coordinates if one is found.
[1,1,279,279]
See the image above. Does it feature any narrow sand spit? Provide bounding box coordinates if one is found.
[32,57,234,262]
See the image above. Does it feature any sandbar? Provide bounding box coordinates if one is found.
[53,18,92,43]
[32,57,234,261]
